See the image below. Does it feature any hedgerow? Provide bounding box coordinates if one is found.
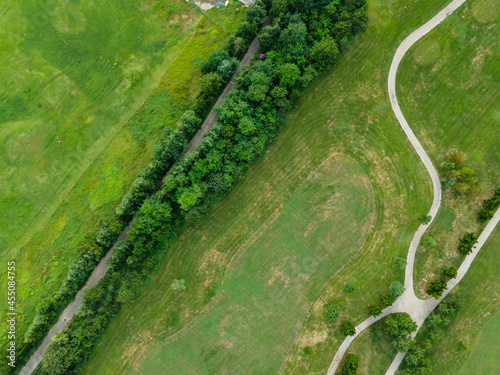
[39,1,368,373]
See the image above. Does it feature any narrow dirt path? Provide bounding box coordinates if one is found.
[19,35,260,375]
[326,0,500,374]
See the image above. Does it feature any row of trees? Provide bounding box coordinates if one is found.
[40,1,368,374]
[477,187,500,222]
[399,295,462,374]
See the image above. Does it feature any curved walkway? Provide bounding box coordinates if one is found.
[326,0,500,373]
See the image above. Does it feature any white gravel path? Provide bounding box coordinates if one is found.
[327,0,500,374]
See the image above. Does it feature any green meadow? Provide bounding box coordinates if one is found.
[0,0,244,359]
[81,0,462,373]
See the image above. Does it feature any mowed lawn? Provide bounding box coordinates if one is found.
[396,0,500,298]
[423,227,500,374]
[81,0,458,374]
[0,0,244,358]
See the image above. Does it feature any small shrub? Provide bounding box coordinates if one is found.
[344,283,355,294]
[324,303,340,323]
[171,279,186,292]
[339,353,359,375]
[421,235,436,249]
[341,321,356,336]
[443,161,456,170]
[380,294,394,307]
[303,346,312,355]
[394,257,407,271]
[441,266,458,279]
[389,281,405,299]
[426,279,447,299]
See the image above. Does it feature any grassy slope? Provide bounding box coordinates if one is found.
[397,0,500,298]
[0,0,244,356]
[82,0,457,374]
[282,0,454,373]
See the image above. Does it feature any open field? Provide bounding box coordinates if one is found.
[0,0,244,362]
[80,0,458,374]
[396,0,500,299]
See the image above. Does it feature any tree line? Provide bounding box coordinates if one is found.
[37,1,368,373]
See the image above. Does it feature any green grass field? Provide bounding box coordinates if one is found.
[396,0,500,298]
[80,0,463,373]
[416,227,500,375]
[0,0,244,359]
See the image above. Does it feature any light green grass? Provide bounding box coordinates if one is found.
[457,308,500,375]
[412,227,500,375]
[0,0,244,360]
[81,0,455,373]
[396,0,500,298]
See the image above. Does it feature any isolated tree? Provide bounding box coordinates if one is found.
[389,281,405,299]
[341,321,356,336]
[418,213,432,225]
[394,257,407,271]
[344,283,355,294]
[426,279,447,299]
[171,279,186,292]
[421,235,436,249]
[457,232,478,255]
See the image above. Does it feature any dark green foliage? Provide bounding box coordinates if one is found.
[477,188,500,222]
[39,2,368,372]
[426,279,447,299]
[383,313,417,352]
[368,303,382,317]
[324,302,340,323]
[418,213,432,225]
[380,294,394,307]
[341,321,356,336]
[339,353,359,375]
[401,296,461,374]
[303,346,312,355]
[457,232,478,255]
[313,38,339,70]
[441,266,458,279]
[389,281,405,299]
[421,235,436,248]
[344,282,355,294]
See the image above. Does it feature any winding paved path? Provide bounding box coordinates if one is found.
[327,0,500,374]
[18,34,261,375]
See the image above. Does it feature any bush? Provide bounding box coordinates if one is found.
[389,281,405,299]
[477,188,500,222]
[303,346,312,355]
[341,321,356,336]
[426,279,447,299]
[324,303,340,323]
[457,232,478,255]
[339,353,359,375]
[368,304,382,317]
[344,283,355,294]
[421,235,436,249]
[380,294,394,307]
[418,214,432,225]
[441,266,458,279]
[394,257,407,271]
